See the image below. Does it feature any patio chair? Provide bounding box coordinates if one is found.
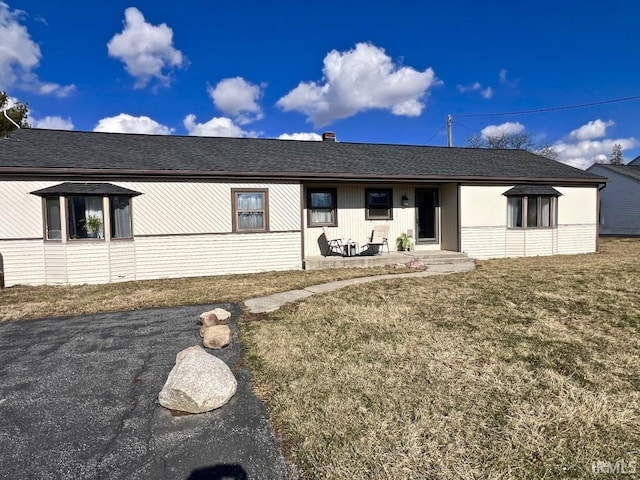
[321,227,345,256]
[361,225,390,255]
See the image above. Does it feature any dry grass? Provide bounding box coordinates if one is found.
[243,238,640,479]
[0,266,408,322]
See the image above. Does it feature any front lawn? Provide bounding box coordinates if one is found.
[243,238,640,479]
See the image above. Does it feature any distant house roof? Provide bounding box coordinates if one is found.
[587,163,640,183]
[0,129,606,184]
[31,182,142,197]
[502,185,562,196]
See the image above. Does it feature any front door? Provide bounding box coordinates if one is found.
[416,188,438,243]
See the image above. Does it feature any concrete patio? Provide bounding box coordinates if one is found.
[303,249,474,270]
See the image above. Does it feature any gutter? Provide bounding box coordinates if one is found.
[0,167,608,186]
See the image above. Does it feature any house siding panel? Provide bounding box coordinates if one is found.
[557,224,596,255]
[460,226,506,258]
[460,185,597,259]
[133,232,301,280]
[505,229,525,257]
[303,184,444,257]
[0,181,56,239]
[0,240,45,286]
[66,243,111,284]
[116,181,301,235]
[586,165,640,235]
[44,243,68,284]
[524,229,554,256]
[109,241,136,283]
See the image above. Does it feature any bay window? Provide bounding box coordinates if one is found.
[504,185,561,229]
[31,183,141,241]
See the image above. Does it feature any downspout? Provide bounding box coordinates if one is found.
[596,182,606,252]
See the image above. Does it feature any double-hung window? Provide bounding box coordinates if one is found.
[365,188,393,220]
[504,186,560,229]
[232,189,269,232]
[307,188,337,227]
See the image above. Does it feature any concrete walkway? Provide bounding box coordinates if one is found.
[244,262,474,314]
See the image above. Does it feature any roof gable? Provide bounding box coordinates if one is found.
[587,163,640,183]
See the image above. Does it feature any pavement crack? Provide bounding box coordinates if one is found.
[96,351,153,479]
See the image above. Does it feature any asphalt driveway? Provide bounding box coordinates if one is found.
[0,304,288,479]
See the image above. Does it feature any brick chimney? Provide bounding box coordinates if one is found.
[322,131,336,142]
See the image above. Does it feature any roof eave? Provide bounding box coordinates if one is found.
[0,167,608,185]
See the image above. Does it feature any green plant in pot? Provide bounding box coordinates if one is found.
[82,215,103,238]
[396,233,412,251]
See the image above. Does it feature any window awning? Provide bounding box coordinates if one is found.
[30,182,142,197]
[502,185,562,196]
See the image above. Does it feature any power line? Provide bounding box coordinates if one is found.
[456,94,640,118]
[424,127,445,145]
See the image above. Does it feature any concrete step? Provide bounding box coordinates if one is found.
[303,250,475,271]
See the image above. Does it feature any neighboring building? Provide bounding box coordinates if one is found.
[587,162,640,236]
[0,129,606,286]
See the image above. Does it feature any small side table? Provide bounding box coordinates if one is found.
[343,240,359,257]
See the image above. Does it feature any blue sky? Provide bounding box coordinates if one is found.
[1,0,639,168]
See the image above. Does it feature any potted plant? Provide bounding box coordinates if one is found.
[396,233,413,251]
[82,215,102,238]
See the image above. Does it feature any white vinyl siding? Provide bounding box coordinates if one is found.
[0,180,301,286]
[460,185,597,259]
[303,184,448,257]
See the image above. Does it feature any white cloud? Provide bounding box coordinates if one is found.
[277,42,440,127]
[93,113,173,135]
[32,116,74,130]
[498,69,519,88]
[481,122,525,138]
[107,7,184,88]
[569,119,614,141]
[554,137,638,169]
[457,82,481,93]
[277,132,322,141]
[0,2,75,96]
[183,114,247,137]
[481,87,493,99]
[457,82,493,99]
[208,77,264,124]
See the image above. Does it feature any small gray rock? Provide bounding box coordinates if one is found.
[200,308,232,326]
[159,346,237,414]
[203,325,232,349]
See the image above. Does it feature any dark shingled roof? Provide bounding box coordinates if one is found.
[0,129,606,184]
[502,185,562,196]
[31,182,142,197]
[588,164,640,182]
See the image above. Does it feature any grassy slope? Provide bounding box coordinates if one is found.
[243,238,640,479]
[0,266,408,322]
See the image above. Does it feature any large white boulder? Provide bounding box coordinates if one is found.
[159,346,237,414]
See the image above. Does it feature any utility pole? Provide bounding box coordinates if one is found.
[447,114,453,147]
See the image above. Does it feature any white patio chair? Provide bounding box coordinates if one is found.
[361,225,390,255]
